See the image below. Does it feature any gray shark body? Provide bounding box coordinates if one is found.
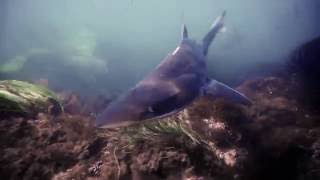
[96,11,251,128]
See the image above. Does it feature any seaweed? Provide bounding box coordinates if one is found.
[0,80,63,118]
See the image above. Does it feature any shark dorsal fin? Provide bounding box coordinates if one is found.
[182,24,188,40]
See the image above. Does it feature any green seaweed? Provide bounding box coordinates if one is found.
[0,80,63,118]
[0,56,27,73]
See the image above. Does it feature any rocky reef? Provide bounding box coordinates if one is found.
[0,74,319,180]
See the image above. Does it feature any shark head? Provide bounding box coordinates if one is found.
[95,93,144,128]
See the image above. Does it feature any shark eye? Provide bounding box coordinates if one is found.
[140,95,179,120]
[151,95,178,114]
[147,106,154,113]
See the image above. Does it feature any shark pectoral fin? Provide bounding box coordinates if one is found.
[203,79,252,105]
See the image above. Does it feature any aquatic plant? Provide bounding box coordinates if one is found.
[123,117,203,146]
[0,114,95,180]
[0,80,63,117]
[60,27,97,57]
[0,55,27,74]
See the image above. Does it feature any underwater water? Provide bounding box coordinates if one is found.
[0,0,320,180]
[0,0,320,96]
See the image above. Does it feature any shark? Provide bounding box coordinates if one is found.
[96,11,251,128]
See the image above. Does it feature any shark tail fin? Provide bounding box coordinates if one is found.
[181,24,188,40]
[202,10,226,55]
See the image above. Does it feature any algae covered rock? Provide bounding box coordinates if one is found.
[0,80,63,118]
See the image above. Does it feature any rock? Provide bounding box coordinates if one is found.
[1,76,320,180]
[0,80,63,118]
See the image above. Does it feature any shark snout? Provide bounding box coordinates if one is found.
[95,100,144,128]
